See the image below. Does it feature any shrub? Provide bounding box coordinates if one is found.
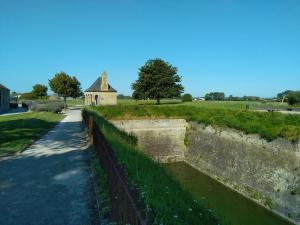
[30,102,64,113]
[182,94,193,102]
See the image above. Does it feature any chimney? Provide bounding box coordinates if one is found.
[100,71,108,91]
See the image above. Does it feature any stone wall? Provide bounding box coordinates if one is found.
[99,92,117,105]
[111,119,300,223]
[185,122,300,222]
[84,91,117,105]
[111,119,187,162]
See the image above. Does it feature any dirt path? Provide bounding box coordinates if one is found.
[0,108,98,225]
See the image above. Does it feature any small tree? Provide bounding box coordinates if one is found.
[32,84,48,99]
[131,58,184,104]
[49,72,82,109]
[287,91,300,105]
[182,93,193,102]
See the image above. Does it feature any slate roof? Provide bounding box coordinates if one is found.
[0,83,10,91]
[85,77,117,92]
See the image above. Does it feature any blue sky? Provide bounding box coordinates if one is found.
[0,0,299,97]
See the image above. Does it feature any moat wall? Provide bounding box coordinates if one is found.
[112,119,300,223]
[111,119,187,162]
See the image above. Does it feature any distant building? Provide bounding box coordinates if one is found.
[49,94,60,101]
[0,84,10,112]
[84,72,117,105]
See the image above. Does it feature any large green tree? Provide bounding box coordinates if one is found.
[49,72,82,109]
[131,58,184,104]
[32,84,48,99]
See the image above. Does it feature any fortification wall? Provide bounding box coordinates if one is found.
[111,119,300,223]
[111,119,187,162]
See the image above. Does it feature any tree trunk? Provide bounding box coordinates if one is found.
[64,97,67,111]
[157,97,160,105]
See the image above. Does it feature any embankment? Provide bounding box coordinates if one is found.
[112,119,300,224]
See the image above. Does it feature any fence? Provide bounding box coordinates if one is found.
[84,115,153,225]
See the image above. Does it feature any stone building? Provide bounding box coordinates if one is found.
[0,84,10,112]
[84,72,117,105]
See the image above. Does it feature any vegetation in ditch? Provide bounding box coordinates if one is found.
[90,148,113,223]
[94,104,300,142]
[83,107,219,225]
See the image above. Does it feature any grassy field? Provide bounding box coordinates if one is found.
[0,112,64,156]
[83,107,219,225]
[93,102,300,142]
[117,99,300,110]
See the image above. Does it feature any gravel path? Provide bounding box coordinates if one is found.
[0,108,98,225]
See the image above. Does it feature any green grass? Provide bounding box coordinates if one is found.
[66,98,85,106]
[93,104,300,142]
[0,112,64,155]
[117,99,300,110]
[90,148,112,221]
[83,107,219,225]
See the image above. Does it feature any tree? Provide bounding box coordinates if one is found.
[32,84,48,99]
[49,72,82,109]
[182,93,193,102]
[205,92,225,101]
[287,91,300,105]
[69,77,83,99]
[131,58,184,104]
[277,90,292,102]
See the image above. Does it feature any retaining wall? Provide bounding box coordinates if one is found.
[112,119,300,223]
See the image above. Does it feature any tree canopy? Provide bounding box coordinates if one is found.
[32,84,48,99]
[48,72,82,108]
[131,58,184,104]
[182,93,193,102]
[205,92,225,101]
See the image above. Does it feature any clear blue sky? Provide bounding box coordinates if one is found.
[1,0,299,97]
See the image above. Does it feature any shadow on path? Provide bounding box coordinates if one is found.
[0,110,98,225]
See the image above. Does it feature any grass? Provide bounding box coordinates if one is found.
[0,112,64,156]
[117,99,300,110]
[90,148,112,222]
[93,103,300,142]
[83,107,219,225]
[66,98,85,106]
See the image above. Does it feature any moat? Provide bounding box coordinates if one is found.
[164,162,293,225]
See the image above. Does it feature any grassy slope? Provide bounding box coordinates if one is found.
[0,112,64,155]
[94,103,300,142]
[84,108,219,225]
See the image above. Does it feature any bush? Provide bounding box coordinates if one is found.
[287,91,300,105]
[9,103,18,108]
[182,94,193,102]
[30,102,64,113]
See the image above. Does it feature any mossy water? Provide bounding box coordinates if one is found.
[164,162,293,225]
